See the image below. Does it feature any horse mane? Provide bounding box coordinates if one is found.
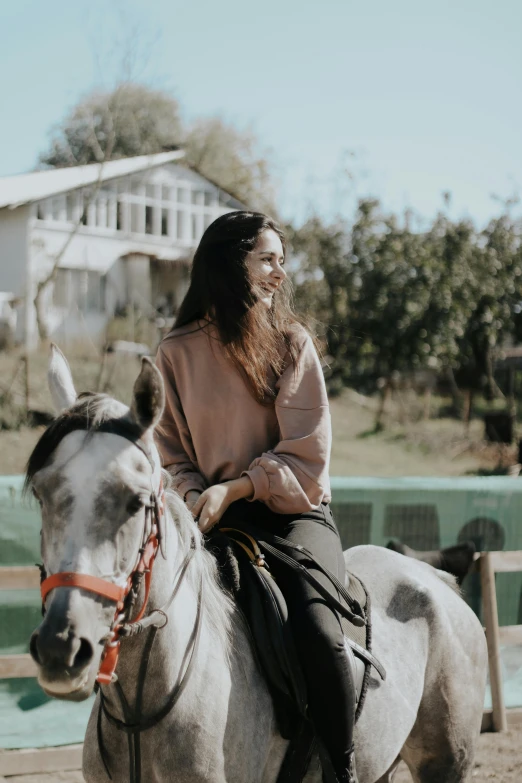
[162,472,234,652]
[24,392,136,493]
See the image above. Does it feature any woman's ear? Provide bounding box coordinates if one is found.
[130,357,165,431]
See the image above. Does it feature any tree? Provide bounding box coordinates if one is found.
[287,217,352,393]
[456,215,522,400]
[184,116,276,214]
[290,200,522,412]
[39,84,275,212]
[39,84,182,168]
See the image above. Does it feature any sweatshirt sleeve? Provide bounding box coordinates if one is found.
[154,345,207,498]
[242,334,331,513]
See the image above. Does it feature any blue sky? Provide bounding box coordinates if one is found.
[1,0,521,226]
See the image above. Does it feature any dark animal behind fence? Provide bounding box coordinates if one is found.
[386,540,476,585]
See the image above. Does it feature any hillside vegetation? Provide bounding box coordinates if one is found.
[0,350,508,477]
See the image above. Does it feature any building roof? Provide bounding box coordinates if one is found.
[0,151,185,210]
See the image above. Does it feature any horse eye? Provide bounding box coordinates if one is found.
[32,488,42,504]
[126,495,144,516]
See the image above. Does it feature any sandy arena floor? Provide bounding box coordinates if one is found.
[0,728,520,782]
[394,728,521,782]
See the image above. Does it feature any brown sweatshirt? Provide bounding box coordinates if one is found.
[154,320,332,514]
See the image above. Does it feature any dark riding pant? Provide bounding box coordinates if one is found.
[218,499,356,782]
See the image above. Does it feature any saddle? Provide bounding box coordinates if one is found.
[207,524,386,783]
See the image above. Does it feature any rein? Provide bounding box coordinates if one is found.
[35,417,204,782]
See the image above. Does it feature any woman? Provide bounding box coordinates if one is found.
[155,211,357,783]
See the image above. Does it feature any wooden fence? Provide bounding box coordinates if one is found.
[479,551,522,732]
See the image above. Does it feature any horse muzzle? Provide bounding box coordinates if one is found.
[29,593,104,700]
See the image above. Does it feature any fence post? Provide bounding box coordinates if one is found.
[480,552,507,731]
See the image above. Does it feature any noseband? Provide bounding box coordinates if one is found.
[38,419,165,685]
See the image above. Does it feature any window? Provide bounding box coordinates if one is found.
[204,192,214,207]
[161,208,169,236]
[191,191,203,206]
[36,203,45,220]
[204,213,213,230]
[117,200,125,231]
[145,184,156,199]
[177,188,188,203]
[162,185,171,201]
[145,205,154,235]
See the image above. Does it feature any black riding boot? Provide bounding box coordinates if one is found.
[319,740,358,783]
[340,748,358,783]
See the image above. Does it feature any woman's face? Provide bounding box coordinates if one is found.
[245,229,286,309]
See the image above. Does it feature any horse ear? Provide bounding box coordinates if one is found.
[48,344,77,413]
[131,357,165,431]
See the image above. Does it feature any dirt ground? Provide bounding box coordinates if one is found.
[394,728,522,782]
[0,729,520,781]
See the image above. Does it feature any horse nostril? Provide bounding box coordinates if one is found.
[30,632,42,665]
[74,638,94,670]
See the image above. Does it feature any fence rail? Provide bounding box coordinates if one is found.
[0,565,39,590]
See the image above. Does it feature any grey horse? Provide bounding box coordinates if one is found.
[28,347,488,783]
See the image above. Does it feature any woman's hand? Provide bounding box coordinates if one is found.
[192,476,254,534]
[184,490,202,512]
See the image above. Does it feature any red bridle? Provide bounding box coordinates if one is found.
[40,480,165,685]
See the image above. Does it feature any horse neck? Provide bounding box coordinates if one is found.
[104,504,231,715]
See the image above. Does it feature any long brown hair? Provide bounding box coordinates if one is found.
[173,211,305,403]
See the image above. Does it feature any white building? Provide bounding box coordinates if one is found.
[0,151,244,349]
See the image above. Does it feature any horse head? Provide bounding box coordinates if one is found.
[28,345,165,700]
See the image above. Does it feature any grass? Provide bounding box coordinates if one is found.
[328,389,511,477]
[0,346,513,477]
